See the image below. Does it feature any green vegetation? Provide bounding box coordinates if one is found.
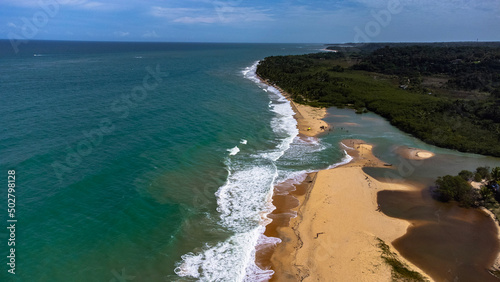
[433,165,500,277]
[433,167,500,215]
[256,45,500,157]
[435,166,500,279]
[376,238,427,282]
[435,175,477,207]
[352,46,500,93]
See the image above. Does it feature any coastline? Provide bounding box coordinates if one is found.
[268,139,432,281]
[480,206,500,272]
[255,62,500,281]
[257,75,329,136]
[256,72,431,280]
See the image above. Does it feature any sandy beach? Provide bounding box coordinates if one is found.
[256,63,500,282]
[290,101,329,137]
[258,75,329,136]
[256,75,431,280]
[269,140,431,281]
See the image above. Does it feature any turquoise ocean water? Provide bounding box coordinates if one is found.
[0,41,345,281]
[1,41,500,281]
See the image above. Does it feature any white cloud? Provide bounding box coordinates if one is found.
[4,0,120,10]
[150,7,199,19]
[7,22,17,28]
[151,5,273,24]
[143,30,159,38]
[341,0,500,15]
[114,31,130,37]
[174,16,218,24]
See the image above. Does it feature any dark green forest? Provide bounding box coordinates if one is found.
[256,45,500,157]
[353,45,500,92]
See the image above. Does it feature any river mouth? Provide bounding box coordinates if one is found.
[322,107,500,281]
[365,169,500,281]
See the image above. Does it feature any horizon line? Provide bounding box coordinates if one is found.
[1,39,500,45]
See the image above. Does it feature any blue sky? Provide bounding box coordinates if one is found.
[1,0,499,43]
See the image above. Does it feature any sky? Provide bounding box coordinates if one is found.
[0,0,499,43]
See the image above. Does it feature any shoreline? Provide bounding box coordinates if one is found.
[256,72,431,280]
[256,71,500,281]
[257,74,329,137]
[480,206,500,272]
[267,140,432,281]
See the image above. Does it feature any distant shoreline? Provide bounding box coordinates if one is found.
[256,46,500,157]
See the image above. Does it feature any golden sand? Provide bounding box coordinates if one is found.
[270,140,432,281]
[397,146,435,160]
[290,101,329,137]
[257,75,431,280]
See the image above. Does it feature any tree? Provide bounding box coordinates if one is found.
[435,175,477,207]
[476,166,491,180]
[492,167,500,182]
[474,173,483,182]
[480,186,494,201]
[458,170,474,181]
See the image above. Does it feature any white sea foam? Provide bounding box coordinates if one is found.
[240,139,248,145]
[215,164,277,231]
[228,146,240,156]
[243,228,281,282]
[176,61,316,282]
[175,160,279,280]
[326,150,354,169]
[340,141,355,150]
[175,230,262,281]
[274,170,309,191]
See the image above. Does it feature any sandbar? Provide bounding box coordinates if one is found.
[270,140,432,281]
[397,146,435,160]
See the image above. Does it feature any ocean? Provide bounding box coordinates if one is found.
[1,41,500,282]
[0,41,346,281]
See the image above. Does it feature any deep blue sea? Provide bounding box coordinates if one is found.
[1,41,499,282]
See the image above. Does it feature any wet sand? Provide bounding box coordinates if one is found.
[267,140,431,281]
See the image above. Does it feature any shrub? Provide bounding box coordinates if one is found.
[476,166,491,180]
[458,170,474,181]
[435,175,478,207]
